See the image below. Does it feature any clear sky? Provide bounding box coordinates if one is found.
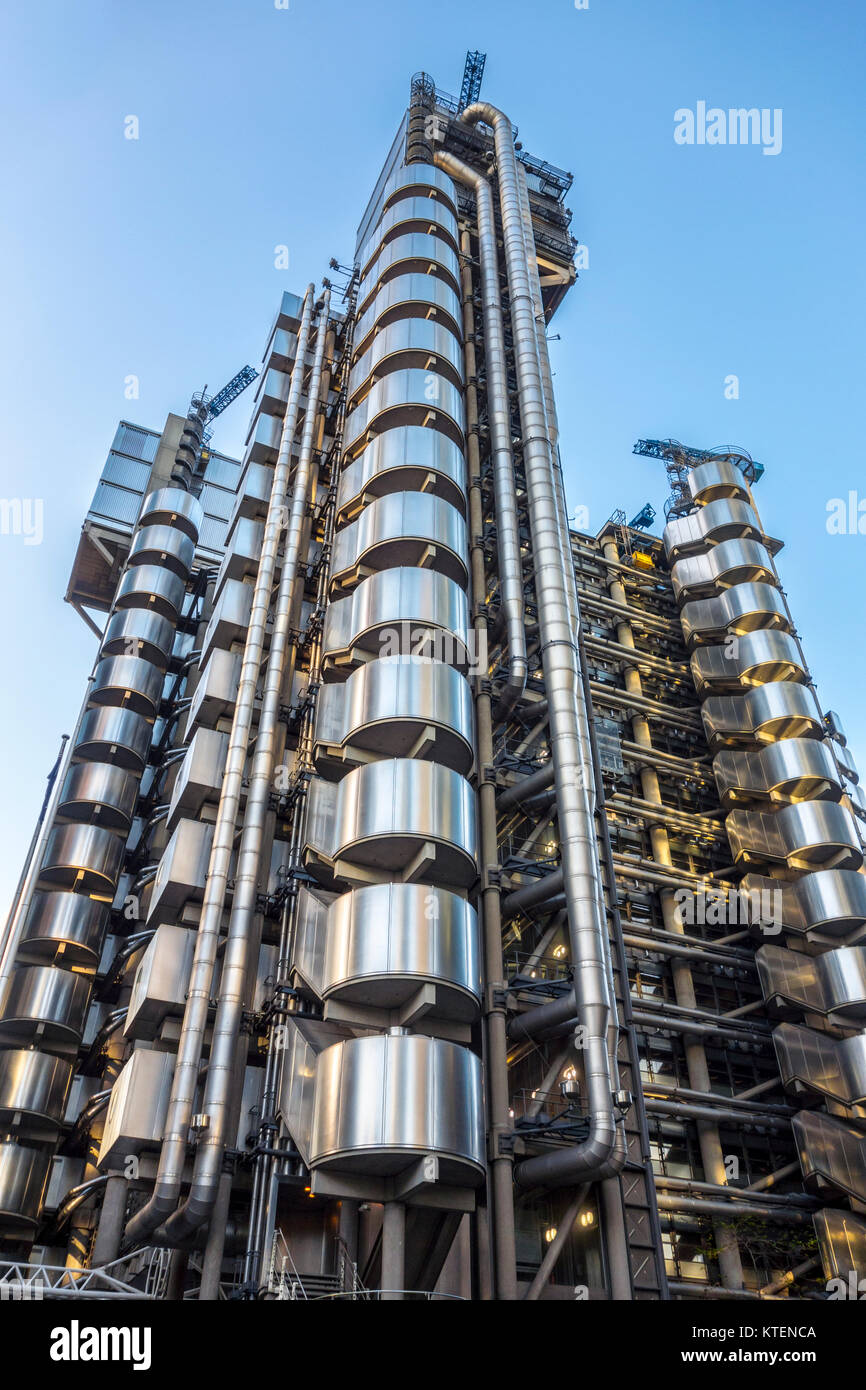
[0,0,864,919]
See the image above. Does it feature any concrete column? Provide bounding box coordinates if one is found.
[90,1172,128,1267]
[381,1202,406,1300]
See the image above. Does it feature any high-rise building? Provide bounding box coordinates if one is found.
[1,58,864,1303]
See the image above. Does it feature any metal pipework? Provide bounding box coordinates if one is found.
[163,289,331,1250]
[461,100,622,1189]
[433,149,527,719]
[125,284,317,1246]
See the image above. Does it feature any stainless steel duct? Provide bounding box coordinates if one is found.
[163,288,331,1248]
[125,284,317,1245]
[461,100,622,1188]
[433,149,527,718]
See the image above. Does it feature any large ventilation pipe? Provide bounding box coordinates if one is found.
[461,101,623,1188]
[125,285,317,1245]
[433,149,527,718]
[162,289,331,1257]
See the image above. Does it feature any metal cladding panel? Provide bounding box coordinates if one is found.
[322,883,481,1018]
[663,497,763,559]
[167,726,230,830]
[0,1050,74,1135]
[343,369,466,458]
[202,578,255,659]
[57,761,139,832]
[357,233,461,311]
[310,1033,484,1182]
[821,946,866,1021]
[321,568,471,677]
[290,885,330,997]
[276,1018,323,1167]
[147,818,214,926]
[339,656,474,772]
[726,801,863,871]
[139,486,203,541]
[792,1109,866,1204]
[353,275,463,358]
[128,524,195,578]
[358,198,459,275]
[125,924,197,1040]
[813,1208,866,1282]
[381,163,459,218]
[349,318,463,401]
[687,459,750,505]
[115,563,186,623]
[39,822,125,894]
[330,492,469,593]
[691,630,808,695]
[187,648,243,730]
[713,738,843,808]
[680,582,789,647]
[215,516,266,593]
[101,608,174,669]
[19,891,107,968]
[332,758,477,887]
[337,425,466,522]
[0,1143,52,1231]
[0,965,91,1046]
[672,537,777,602]
[74,705,152,772]
[773,1022,866,1110]
[98,1048,175,1169]
[90,654,164,719]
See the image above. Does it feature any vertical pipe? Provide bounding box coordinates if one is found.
[164,290,331,1249]
[89,1172,129,1267]
[125,285,316,1245]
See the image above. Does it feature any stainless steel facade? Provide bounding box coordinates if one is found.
[0,64,864,1307]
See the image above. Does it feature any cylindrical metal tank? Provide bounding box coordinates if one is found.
[0,1142,53,1232]
[115,564,186,623]
[18,891,107,968]
[89,655,164,719]
[0,965,92,1045]
[74,706,152,772]
[101,607,175,669]
[127,524,195,578]
[322,883,481,1020]
[39,822,125,894]
[310,1032,485,1183]
[138,485,203,541]
[57,761,139,832]
[0,1050,74,1136]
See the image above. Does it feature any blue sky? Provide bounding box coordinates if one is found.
[0,0,864,917]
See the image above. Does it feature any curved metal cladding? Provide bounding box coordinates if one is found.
[343,368,466,457]
[359,197,460,269]
[329,491,469,595]
[679,582,791,647]
[337,426,467,522]
[712,737,844,808]
[0,483,198,1241]
[310,1033,485,1184]
[671,458,866,1272]
[671,537,778,602]
[701,682,824,751]
[663,497,765,559]
[306,162,483,1198]
[349,319,464,403]
[322,883,481,1019]
[690,630,808,695]
[687,458,751,506]
[352,275,463,360]
[315,654,475,776]
[322,566,472,677]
